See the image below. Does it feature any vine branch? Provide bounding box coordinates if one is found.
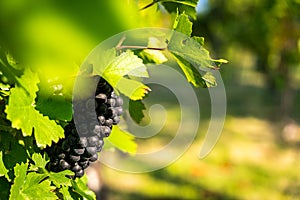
[115,36,167,51]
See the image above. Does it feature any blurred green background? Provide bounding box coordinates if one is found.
[1,0,300,199]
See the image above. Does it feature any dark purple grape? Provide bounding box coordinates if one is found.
[69,155,81,162]
[88,135,100,146]
[85,147,97,156]
[111,92,117,99]
[78,137,88,148]
[62,141,70,152]
[59,160,71,170]
[79,161,90,169]
[95,93,107,103]
[112,116,120,125]
[73,148,85,155]
[115,107,123,116]
[58,153,66,159]
[89,153,98,162]
[72,163,82,172]
[96,104,108,114]
[102,126,111,137]
[67,135,78,146]
[97,116,105,124]
[107,98,116,107]
[115,96,123,107]
[75,169,84,178]
[105,119,113,127]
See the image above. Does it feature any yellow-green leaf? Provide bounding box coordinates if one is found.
[107,125,137,155]
[5,68,64,148]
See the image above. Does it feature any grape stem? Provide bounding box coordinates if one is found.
[115,36,167,51]
[116,46,166,51]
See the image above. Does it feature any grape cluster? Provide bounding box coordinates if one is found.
[46,77,123,178]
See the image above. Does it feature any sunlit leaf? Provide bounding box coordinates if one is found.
[49,170,74,187]
[115,77,151,100]
[5,68,64,148]
[71,175,96,200]
[103,51,148,78]
[0,151,9,181]
[107,125,137,155]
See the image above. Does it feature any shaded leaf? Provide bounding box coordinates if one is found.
[129,100,146,124]
[36,95,72,121]
[0,177,10,200]
[172,53,206,87]
[0,132,28,180]
[141,0,198,19]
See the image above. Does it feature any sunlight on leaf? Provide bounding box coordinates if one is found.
[5,68,64,148]
[107,125,137,155]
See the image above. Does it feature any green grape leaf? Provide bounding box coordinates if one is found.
[5,68,64,148]
[0,131,28,180]
[103,51,148,78]
[92,49,150,100]
[161,0,199,19]
[114,77,151,100]
[10,163,57,200]
[172,53,206,87]
[0,47,23,87]
[141,0,198,19]
[36,95,72,121]
[92,48,117,76]
[193,36,205,46]
[0,177,10,200]
[172,12,193,36]
[31,153,48,169]
[139,37,168,64]
[59,186,74,200]
[49,170,74,187]
[19,173,55,200]
[168,13,214,69]
[202,72,217,87]
[107,125,137,155]
[168,13,227,88]
[71,175,96,200]
[9,163,28,200]
[129,100,146,124]
[0,151,9,181]
[140,49,168,64]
